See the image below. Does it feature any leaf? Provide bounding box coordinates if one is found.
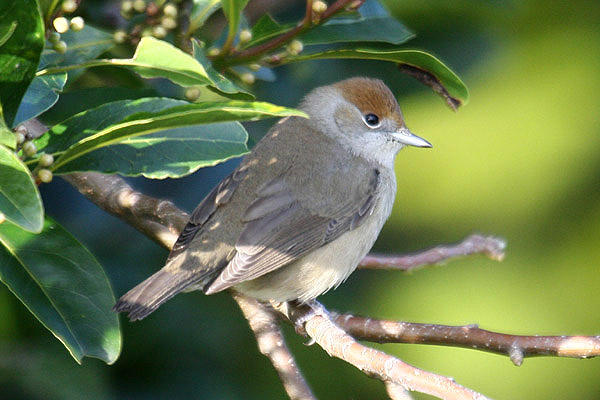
[126,37,212,86]
[221,0,250,41]
[287,47,469,108]
[191,40,253,99]
[188,0,222,34]
[0,217,121,364]
[13,72,67,126]
[244,14,286,48]
[37,0,61,26]
[0,145,43,233]
[56,122,249,178]
[0,20,17,47]
[0,0,44,127]
[38,98,305,173]
[35,97,249,178]
[0,112,15,149]
[40,24,115,82]
[300,16,414,45]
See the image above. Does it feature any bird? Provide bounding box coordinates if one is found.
[114,77,432,321]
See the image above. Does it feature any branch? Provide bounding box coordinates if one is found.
[360,234,505,271]
[234,293,316,400]
[331,315,600,366]
[282,301,490,400]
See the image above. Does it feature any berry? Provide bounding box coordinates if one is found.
[312,1,327,14]
[249,63,261,71]
[287,40,303,55]
[0,212,5,224]
[38,169,53,183]
[161,16,177,30]
[39,153,54,167]
[133,0,146,13]
[53,40,68,54]
[152,25,167,38]
[62,0,78,13]
[53,16,70,33]
[70,16,85,31]
[15,132,25,145]
[113,30,128,43]
[49,31,61,44]
[184,87,201,101]
[22,141,37,157]
[239,29,252,44]
[207,47,220,57]
[163,3,178,18]
[241,72,255,85]
[121,0,133,13]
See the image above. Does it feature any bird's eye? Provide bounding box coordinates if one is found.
[363,113,380,128]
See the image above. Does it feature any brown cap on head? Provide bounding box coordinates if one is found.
[333,77,403,124]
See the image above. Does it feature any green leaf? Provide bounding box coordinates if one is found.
[287,47,469,107]
[40,98,305,173]
[40,24,115,81]
[35,97,249,178]
[0,217,121,364]
[189,0,222,34]
[191,40,253,99]
[221,0,250,40]
[0,112,15,149]
[56,122,249,178]
[13,72,67,126]
[300,16,414,45]
[37,0,61,26]
[126,37,212,86]
[0,145,43,233]
[0,20,17,48]
[0,0,44,127]
[244,14,286,48]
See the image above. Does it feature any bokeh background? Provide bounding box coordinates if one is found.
[1,0,599,398]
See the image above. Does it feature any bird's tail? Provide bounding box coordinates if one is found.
[113,267,201,321]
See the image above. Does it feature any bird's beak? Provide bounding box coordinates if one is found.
[391,127,432,148]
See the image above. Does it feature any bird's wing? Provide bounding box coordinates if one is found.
[166,165,249,264]
[205,169,381,294]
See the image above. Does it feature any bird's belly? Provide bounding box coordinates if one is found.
[234,212,385,303]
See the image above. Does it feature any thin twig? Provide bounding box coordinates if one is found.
[219,0,364,66]
[360,234,506,271]
[332,315,600,366]
[234,294,316,400]
[282,301,490,400]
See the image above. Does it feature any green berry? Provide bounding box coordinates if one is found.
[70,16,85,31]
[121,0,133,13]
[15,132,26,145]
[49,31,61,44]
[152,25,167,38]
[113,30,128,43]
[312,0,327,14]
[287,40,303,55]
[39,153,55,167]
[53,40,68,54]
[38,169,53,183]
[207,47,220,57]
[241,72,255,85]
[184,87,201,101]
[0,212,5,225]
[62,0,78,13]
[22,141,37,157]
[161,16,177,30]
[248,63,261,71]
[53,16,69,33]
[239,29,252,44]
[163,3,178,18]
[141,28,153,37]
[133,0,146,13]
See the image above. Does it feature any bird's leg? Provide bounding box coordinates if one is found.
[273,300,330,336]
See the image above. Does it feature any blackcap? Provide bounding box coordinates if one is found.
[115,77,432,320]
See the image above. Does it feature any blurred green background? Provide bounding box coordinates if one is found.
[1,0,600,398]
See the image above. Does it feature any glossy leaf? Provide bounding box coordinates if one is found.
[0,20,17,47]
[300,16,414,45]
[39,98,305,173]
[192,40,253,99]
[13,72,67,126]
[56,122,249,178]
[0,217,121,364]
[0,0,44,127]
[287,47,469,107]
[189,0,222,34]
[0,145,43,233]
[0,113,15,149]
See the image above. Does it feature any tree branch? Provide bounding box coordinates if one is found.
[360,234,505,271]
[281,301,490,400]
[331,315,600,366]
[234,293,316,400]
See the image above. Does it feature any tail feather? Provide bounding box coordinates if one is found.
[113,268,200,321]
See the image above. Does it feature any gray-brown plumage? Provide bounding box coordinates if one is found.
[114,77,431,321]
